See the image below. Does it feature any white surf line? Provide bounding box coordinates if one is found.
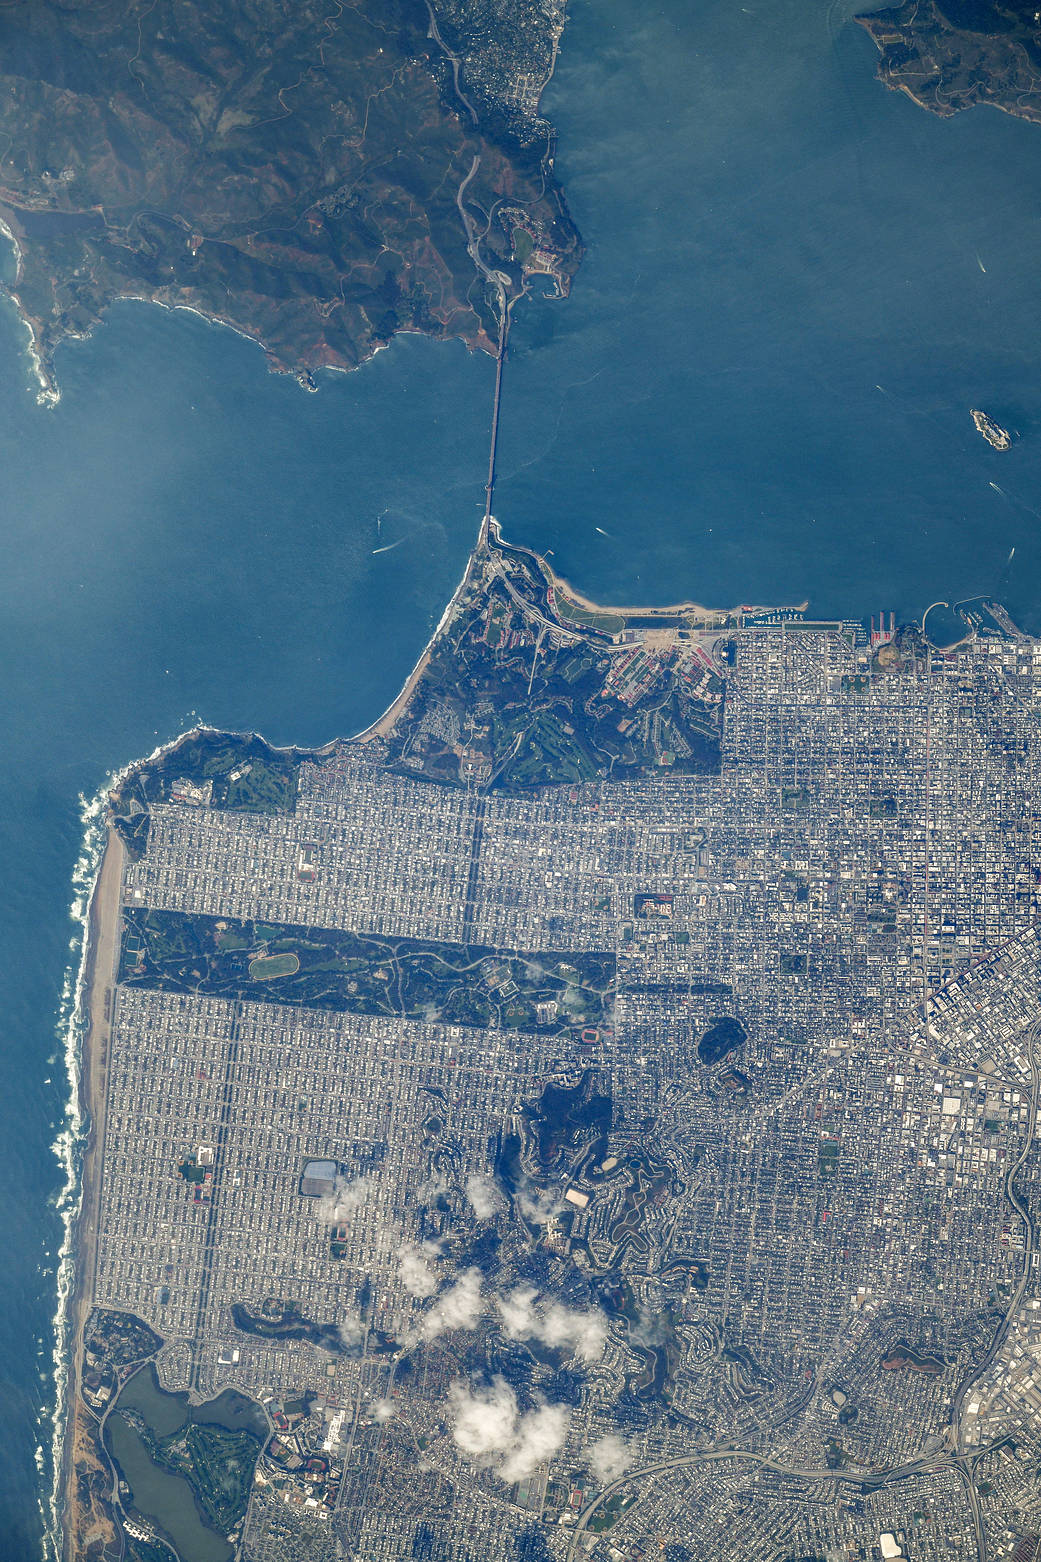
[43,756,134,1559]
[43,723,208,1559]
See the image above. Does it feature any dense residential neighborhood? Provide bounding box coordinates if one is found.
[76,543,1041,1561]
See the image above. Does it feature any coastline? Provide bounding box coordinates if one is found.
[53,726,335,1558]
[488,521,809,623]
[0,215,498,412]
[0,207,61,408]
[50,518,829,1554]
[48,527,1034,1556]
[854,11,1041,130]
[353,516,490,743]
[544,565,810,623]
[356,516,819,745]
[58,823,125,1561]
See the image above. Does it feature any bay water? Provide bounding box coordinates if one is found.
[5,0,1041,1552]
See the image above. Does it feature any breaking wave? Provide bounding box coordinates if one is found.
[42,726,196,1560]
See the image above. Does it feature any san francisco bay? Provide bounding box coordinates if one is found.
[7,0,1041,1552]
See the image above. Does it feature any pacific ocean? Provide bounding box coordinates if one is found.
[5,0,1041,1553]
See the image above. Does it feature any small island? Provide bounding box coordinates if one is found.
[971,408,1013,450]
[857,0,1041,128]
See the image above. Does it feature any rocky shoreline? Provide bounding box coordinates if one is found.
[857,1,1041,128]
[0,0,582,407]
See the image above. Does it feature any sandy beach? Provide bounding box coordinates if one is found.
[544,560,809,625]
[353,516,815,751]
[486,520,808,625]
[60,824,124,1560]
[354,519,487,743]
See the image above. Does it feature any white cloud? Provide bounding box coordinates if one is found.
[498,1402,570,1483]
[417,1171,449,1205]
[315,1174,369,1225]
[495,1286,539,1340]
[495,1286,607,1364]
[422,1268,483,1339]
[515,1181,563,1224]
[586,1433,631,1484]
[465,1172,503,1220]
[371,1399,395,1424]
[337,1314,365,1350]
[629,1302,669,1348]
[541,1303,608,1364]
[447,1376,569,1485]
[448,1376,517,1460]
[397,1241,440,1298]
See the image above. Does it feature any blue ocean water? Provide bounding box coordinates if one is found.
[5,0,1041,1552]
[0,312,491,1557]
[504,0,1041,625]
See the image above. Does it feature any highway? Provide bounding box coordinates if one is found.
[950,1016,1041,1561]
[563,1439,962,1560]
[566,1018,1041,1561]
[453,154,510,522]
